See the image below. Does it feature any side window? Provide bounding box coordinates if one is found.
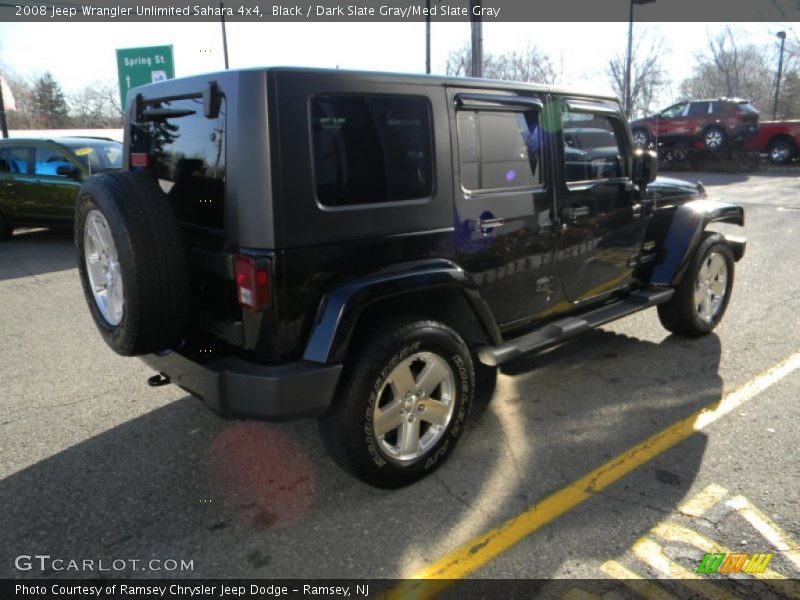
[457,109,542,192]
[311,95,433,207]
[4,146,33,174]
[562,111,625,182]
[0,149,8,173]
[688,102,709,117]
[35,146,72,177]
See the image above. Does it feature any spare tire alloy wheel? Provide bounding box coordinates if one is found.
[84,210,124,326]
[75,171,190,356]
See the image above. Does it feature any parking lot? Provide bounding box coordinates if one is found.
[1,171,799,590]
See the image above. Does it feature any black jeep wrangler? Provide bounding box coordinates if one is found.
[75,67,745,488]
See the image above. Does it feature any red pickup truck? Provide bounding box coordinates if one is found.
[744,121,800,164]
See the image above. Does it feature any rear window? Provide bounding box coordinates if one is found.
[131,96,226,231]
[737,102,759,114]
[311,95,433,207]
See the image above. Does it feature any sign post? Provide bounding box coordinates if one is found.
[116,45,175,109]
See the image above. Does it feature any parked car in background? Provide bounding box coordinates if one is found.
[631,98,759,150]
[0,136,122,240]
[743,120,800,164]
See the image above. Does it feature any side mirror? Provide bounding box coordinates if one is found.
[56,164,81,180]
[632,148,658,188]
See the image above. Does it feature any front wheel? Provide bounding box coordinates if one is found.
[318,318,473,488]
[657,232,735,337]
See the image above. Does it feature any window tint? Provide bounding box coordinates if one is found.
[688,102,710,117]
[133,97,226,230]
[457,109,542,192]
[562,111,625,182]
[35,146,73,177]
[3,146,33,174]
[311,95,433,206]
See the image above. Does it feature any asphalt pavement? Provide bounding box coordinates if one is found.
[1,170,799,589]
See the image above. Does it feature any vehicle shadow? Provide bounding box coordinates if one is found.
[0,228,75,282]
[1,326,722,579]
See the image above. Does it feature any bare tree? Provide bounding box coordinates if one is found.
[606,34,670,119]
[445,42,562,85]
[69,81,123,128]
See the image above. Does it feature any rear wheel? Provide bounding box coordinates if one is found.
[768,139,796,164]
[658,232,734,337]
[703,126,727,150]
[319,317,473,488]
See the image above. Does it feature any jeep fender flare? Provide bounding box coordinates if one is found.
[649,199,745,287]
[302,259,500,364]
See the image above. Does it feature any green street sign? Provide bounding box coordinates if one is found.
[116,45,175,108]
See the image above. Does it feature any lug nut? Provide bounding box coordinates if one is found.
[418,404,426,412]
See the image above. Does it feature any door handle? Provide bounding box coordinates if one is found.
[562,206,590,222]
[470,217,505,235]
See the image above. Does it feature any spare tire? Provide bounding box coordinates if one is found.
[75,170,191,356]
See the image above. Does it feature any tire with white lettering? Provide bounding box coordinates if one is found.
[318,317,474,488]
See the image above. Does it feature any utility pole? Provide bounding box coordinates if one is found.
[624,0,656,120]
[220,2,230,69]
[469,0,482,78]
[425,0,431,74]
[773,31,786,120]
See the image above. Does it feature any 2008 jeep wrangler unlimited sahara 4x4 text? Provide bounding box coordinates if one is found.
[75,67,745,488]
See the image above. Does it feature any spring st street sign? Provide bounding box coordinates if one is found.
[116,45,175,108]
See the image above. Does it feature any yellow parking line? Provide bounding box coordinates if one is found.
[726,495,800,571]
[397,351,800,590]
[631,539,739,600]
[600,560,678,600]
[677,483,729,517]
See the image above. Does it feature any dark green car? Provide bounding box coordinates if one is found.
[0,137,122,240]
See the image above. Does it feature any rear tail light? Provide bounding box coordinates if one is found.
[130,152,150,167]
[235,255,270,310]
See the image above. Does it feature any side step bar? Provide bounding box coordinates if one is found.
[477,288,674,367]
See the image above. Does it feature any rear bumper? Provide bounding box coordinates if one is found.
[140,350,343,420]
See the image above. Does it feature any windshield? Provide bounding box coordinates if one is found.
[60,139,123,173]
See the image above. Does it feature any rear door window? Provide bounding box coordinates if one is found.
[688,102,710,117]
[311,95,433,207]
